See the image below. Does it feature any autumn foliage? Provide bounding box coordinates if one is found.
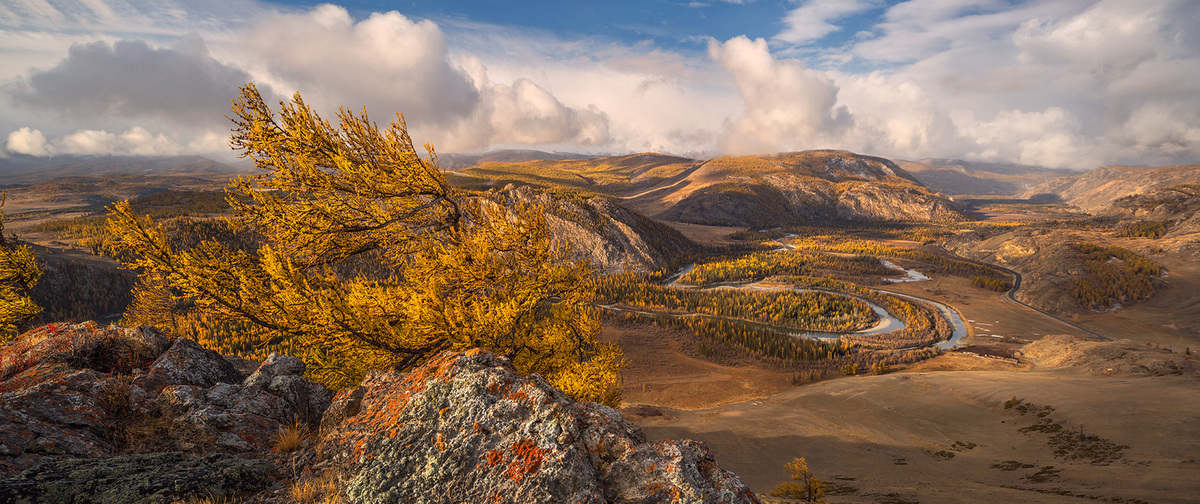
[108,83,622,404]
[0,194,43,341]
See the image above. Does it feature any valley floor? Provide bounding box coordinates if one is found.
[631,366,1200,504]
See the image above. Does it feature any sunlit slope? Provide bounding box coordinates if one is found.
[452,150,964,228]
[455,153,697,195]
[657,150,964,227]
[1022,164,1200,211]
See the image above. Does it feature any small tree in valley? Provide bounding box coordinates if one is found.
[770,457,826,503]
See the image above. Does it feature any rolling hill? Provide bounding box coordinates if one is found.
[1022,164,1200,211]
[451,150,965,228]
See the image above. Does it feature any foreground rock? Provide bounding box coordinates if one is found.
[0,452,277,504]
[0,322,331,490]
[318,349,760,504]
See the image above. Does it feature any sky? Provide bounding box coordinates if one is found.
[1,0,1198,170]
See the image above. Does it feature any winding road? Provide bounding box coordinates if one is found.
[934,244,1114,341]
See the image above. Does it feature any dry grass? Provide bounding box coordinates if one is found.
[273,419,310,453]
[290,471,346,504]
[98,373,135,417]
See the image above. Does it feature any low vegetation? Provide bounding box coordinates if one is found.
[1068,242,1162,310]
[0,196,43,340]
[771,457,826,503]
[600,274,877,332]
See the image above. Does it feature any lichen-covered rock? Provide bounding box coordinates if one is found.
[319,349,759,504]
[0,452,277,504]
[0,323,332,478]
[170,353,333,450]
[0,322,169,382]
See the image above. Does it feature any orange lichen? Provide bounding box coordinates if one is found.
[435,432,446,451]
[506,438,546,481]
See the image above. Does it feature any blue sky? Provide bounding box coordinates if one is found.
[2,0,1198,169]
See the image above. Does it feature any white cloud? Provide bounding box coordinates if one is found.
[6,126,50,156]
[4,125,190,156]
[776,0,880,45]
[1,0,1198,170]
[709,36,851,154]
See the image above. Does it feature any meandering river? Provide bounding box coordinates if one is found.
[648,262,967,349]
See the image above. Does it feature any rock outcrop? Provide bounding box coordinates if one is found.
[506,185,700,273]
[2,323,760,503]
[318,349,760,504]
[0,322,331,477]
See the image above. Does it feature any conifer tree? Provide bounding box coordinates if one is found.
[0,193,43,341]
[771,457,826,503]
[109,83,622,403]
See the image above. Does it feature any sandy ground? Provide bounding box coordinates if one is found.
[600,323,792,410]
[633,368,1200,504]
[877,275,1094,347]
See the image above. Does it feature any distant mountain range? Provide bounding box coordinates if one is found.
[0,155,251,185]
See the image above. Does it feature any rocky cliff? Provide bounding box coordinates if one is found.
[505,185,701,273]
[0,323,758,503]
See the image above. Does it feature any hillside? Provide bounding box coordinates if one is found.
[453,150,964,228]
[501,185,701,273]
[897,158,1061,196]
[1022,164,1200,211]
[655,151,964,227]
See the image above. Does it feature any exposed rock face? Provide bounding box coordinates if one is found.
[506,185,700,273]
[319,349,760,504]
[0,322,331,476]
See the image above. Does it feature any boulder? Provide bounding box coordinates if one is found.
[0,322,332,477]
[319,349,760,504]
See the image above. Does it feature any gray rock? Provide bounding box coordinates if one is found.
[0,452,277,504]
[320,349,760,504]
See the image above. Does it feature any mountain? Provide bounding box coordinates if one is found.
[652,150,964,227]
[502,185,701,273]
[896,158,1061,196]
[1021,164,1200,211]
[454,150,964,229]
[0,155,250,185]
[439,149,595,171]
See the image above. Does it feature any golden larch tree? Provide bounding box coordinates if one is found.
[109,83,622,404]
[0,193,43,341]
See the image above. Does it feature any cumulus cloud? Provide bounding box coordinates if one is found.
[709,36,851,154]
[453,57,611,147]
[238,4,610,152]
[5,127,50,156]
[242,5,479,127]
[4,125,187,156]
[5,37,254,126]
